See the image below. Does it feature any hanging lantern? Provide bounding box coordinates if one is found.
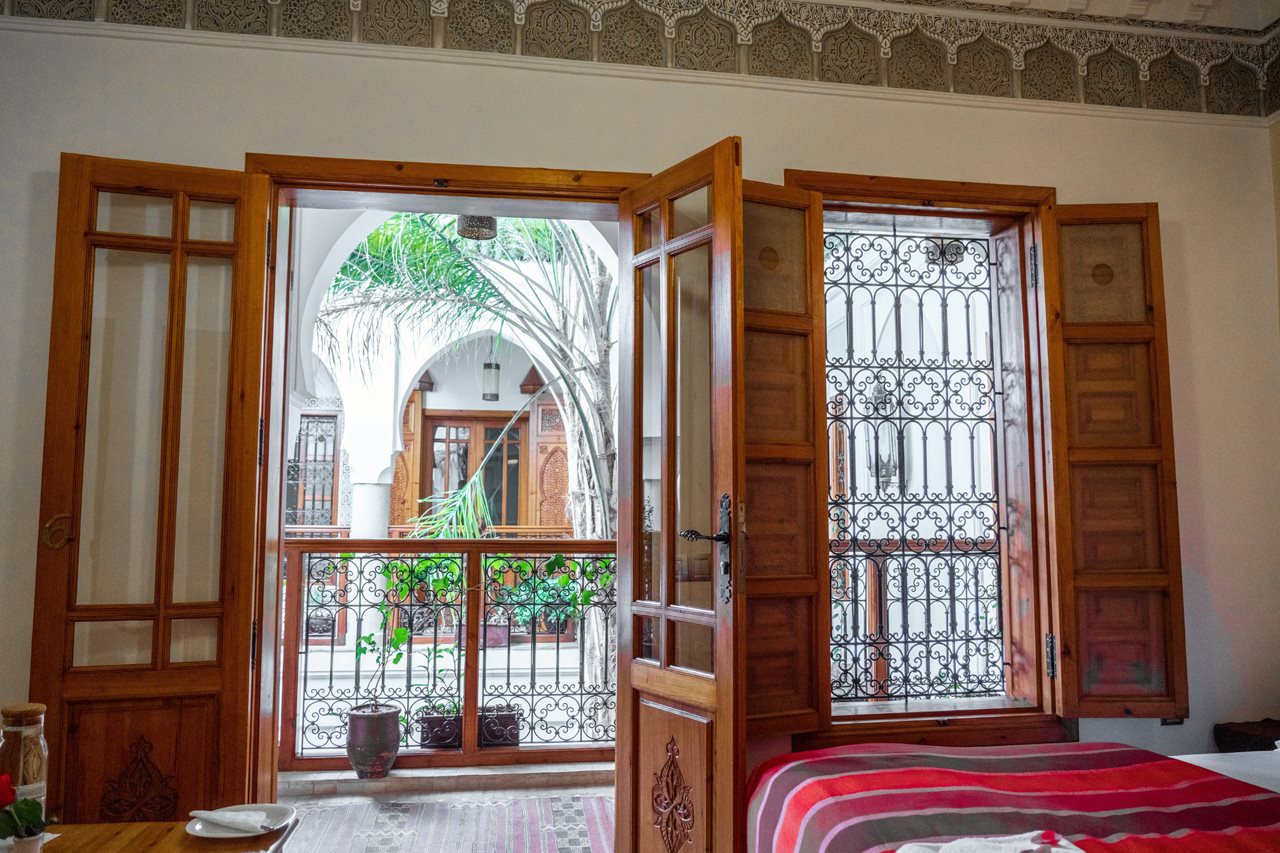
[457,215,498,241]
[867,377,902,495]
[482,361,501,401]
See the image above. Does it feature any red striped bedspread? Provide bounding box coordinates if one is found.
[747,741,1280,853]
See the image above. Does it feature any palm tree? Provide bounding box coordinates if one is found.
[318,213,618,540]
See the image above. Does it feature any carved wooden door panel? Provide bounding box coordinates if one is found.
[30,155,265,821]
[616,138,745,853]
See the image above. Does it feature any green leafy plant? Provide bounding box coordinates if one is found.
[0,773,48,841]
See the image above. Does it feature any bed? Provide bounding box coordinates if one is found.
[748,741,1280,853]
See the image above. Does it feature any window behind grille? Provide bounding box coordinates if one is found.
[825,214,1008,709]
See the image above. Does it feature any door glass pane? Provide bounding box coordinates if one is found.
[744,201,808,313]
[673,246,714,610]
[636,616,660,662]
[433,425,470,495]
[72,621,152,667]
[639,263,663,604]
[671,621,714,674]
[637,207,660,252]
[77,249,170,605]
[170,617,219,663]
[173,258,233,603]
[187,200,236,242]
[96,192,172,237]
[671,186,710,237]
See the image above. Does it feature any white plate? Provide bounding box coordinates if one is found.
[185,803,297,838]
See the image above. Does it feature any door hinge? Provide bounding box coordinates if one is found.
[257,417,265,466]
[1046,632,1057,679]
[250,620,259,671]
[1028,244,1040,290]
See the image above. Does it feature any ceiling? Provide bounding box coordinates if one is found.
[885,0,1280,31]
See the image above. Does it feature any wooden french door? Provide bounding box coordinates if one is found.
[616,138,746,853]
[29,155,266,821]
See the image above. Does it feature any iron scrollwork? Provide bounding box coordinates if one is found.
[825,228,1007,706]
[652,737,694,852]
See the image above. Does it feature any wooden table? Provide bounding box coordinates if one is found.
[44,821,295,851]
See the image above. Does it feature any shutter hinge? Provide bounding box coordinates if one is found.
[250,620,258,671]
[265,219,273,267]
[1028,244,1040,290]
[1046,632,1057,679]
[257,417,265,466]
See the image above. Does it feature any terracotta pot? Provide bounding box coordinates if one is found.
[346,704,401,779]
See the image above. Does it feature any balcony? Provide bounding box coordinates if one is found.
[280,534,616,769]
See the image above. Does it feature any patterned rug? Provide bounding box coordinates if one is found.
[285,793,615,852]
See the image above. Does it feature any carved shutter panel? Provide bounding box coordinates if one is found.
[1048,204,1188,719]
[740,181,830,735]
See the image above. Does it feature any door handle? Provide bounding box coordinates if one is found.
[679,494,733,604]
[678,529,729,544]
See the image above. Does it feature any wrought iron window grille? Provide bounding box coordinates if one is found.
[825,224,1008,708]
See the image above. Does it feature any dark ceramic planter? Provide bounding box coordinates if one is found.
[418,713,463,748]
[346,703,401,778]
[479,709,522,746]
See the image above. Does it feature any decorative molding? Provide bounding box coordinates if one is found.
[651,737,695,853]
[8,0,1280,116]
[99,737,180,824]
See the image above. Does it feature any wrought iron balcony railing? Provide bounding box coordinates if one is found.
[279,537,616,768]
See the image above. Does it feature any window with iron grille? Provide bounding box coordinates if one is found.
[286,413,340,527]
[825,219,1006,710]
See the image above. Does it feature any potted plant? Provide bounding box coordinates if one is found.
[0,773,50,852]
[348,616,410,779]
[417,699,463,748]
[479,703,523,747]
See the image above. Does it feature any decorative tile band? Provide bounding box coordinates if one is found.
[7,0,1279,116]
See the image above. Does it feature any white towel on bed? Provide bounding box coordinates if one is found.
[896,830,1084,853]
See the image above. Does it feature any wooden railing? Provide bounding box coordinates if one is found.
[279,536,616,770]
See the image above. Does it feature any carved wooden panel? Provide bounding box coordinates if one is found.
[636,700,709,853]
[745,462,812,577]
[536,443,570,526]
[1076,590,1168,698]
[62,696,217,824]
[745,596,814,719]
[744,201,808,314]
[1070,465,1161,574]
[1064,342,1155,447]
[1059,223,1148,324]
[744,330,811,446]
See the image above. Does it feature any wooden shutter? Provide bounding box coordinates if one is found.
[739,181,830,736]
[1047,204,1188,719]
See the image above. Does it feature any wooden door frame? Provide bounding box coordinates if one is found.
[242,154,649,797]
[782,170,1076,749]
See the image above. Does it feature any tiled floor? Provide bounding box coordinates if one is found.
[279,787,615,852]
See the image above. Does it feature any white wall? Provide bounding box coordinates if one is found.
[2,20,1278,756]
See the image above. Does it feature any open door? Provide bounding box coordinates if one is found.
[616,137,745,853]
[29,155,267,820]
